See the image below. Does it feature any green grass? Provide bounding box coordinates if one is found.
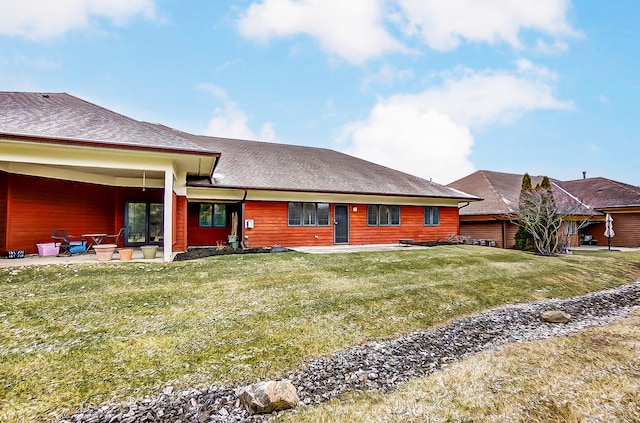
[282,312,640,423]
[1,246,640,422]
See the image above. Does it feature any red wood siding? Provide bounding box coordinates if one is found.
[459,221,504,247]
[3,175,177,254]
[0,171,7,254]
[6,174,117,253]
[243,201,334,247]
[504,222,518,249]
[173,194,187,252]
[583,213,640,248]
[349,205,459,245]
[241,201,459,247]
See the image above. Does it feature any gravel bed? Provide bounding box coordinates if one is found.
[58,281,640,423]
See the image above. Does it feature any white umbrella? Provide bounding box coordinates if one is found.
[604,213,615,250]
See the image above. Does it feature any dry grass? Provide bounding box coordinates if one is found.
[1,246,639,422]
[283,312,640,423]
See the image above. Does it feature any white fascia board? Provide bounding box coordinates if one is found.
[0,139,196,190]
[186,187,461,207]
[0,138,213,179]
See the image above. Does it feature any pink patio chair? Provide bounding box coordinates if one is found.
[103,228,125,246]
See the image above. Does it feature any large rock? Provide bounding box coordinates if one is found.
[237,380,299,415]
[541,310,571,323]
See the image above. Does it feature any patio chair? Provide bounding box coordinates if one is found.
[51,229,87,255]
[103,228,125,246]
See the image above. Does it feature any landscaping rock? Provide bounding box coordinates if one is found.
[237,380,299,415]
[57,280,640,423]
[541,310,572,323]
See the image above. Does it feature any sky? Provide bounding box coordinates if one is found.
[1,0,638,186]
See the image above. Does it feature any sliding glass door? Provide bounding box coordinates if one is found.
[125,202,163,246]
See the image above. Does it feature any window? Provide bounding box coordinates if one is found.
[367,205,379,225]
[367,205,400,226]
[288,203,302,226]
[424,206,440,226]
[563,220,577,236]
[199,203,227,227]
[288,202,330,226]
[317,203,330,226]
[303,203,316,225]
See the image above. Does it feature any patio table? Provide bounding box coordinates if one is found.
[82,233,107,250]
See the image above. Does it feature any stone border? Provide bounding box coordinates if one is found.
[58,281,640,423]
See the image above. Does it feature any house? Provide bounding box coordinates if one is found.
[448,170,640,248]
[0,92,479,260]
[555,177,640,247]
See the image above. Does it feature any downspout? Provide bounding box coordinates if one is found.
[240,189,248,246]
[502,220,506,249]
[457,202,470,239]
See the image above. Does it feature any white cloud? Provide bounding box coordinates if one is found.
[237,0,407,64]
[200,85,277,142]
[396,0,581,51]
[342,105,474,184]
[340,61,572,184]
[0,0,156,40]
[398,61,573,129]
[237,0,580,63]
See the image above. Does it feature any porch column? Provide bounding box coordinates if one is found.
[163,168,174,261]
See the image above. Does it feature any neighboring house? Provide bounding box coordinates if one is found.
[0,92,479,260]
[448,170,640,249]
[555,177,640,248]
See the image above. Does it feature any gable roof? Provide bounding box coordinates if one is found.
[0,92,215,156]
[166,128,479,200]
[448,170,597,217]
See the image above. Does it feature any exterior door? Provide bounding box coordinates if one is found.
[334,205,349,244]
[125,202,163,246]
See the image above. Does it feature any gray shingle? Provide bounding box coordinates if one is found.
[0,92,212,154]
[449,170,599,216]
[179,132,479,199]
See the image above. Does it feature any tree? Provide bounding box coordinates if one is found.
[514,173,536,251]
[514,175,563,256]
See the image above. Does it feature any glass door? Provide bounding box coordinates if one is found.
[125,202,163,246]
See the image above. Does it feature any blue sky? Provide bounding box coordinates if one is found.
[1,0,638,186]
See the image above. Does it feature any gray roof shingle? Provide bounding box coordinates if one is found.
[0,92,213,154]
[0,91,477,201]
[175,130,479,200]
[555,177,640,209]
[448,170,598,216]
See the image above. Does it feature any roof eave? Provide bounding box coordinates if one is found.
[187,182,481,201]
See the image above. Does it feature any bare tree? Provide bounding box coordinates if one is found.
[512,176,593,256]
[516,182,562,256]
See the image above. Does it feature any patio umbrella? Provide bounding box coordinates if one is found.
[604,213,615,251]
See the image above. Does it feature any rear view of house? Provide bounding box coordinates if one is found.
[449,170,640,249]
[0,92,479,260]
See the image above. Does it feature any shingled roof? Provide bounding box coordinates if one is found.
[448,170,598,217]
[0,92,213,155]
[555,177,640,209]
[170,129,478,200]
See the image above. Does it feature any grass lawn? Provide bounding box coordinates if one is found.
[282,312,640,423]
[1,246,640,422]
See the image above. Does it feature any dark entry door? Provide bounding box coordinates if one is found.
[125,202,163,246]
[334,205,349,244]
